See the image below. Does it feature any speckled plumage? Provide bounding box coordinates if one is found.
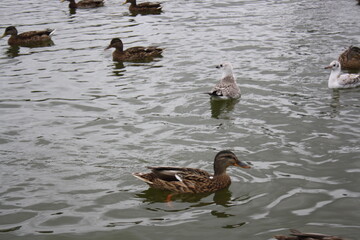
[123,0,162,14]
[338,46,360,71]
[132,150,251,194]
[61,0,104,9]
[324,60,360,89]
[1,26,55,47]
[209,62,241,99]
[106,38,162,62]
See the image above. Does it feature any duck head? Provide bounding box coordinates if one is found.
[213,150,250,176]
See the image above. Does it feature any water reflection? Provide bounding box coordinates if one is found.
[5,46,20,58]
[135,188,233,207]
[210,98,239,119]
[329,89,340,118]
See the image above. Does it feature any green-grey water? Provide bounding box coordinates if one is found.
[0,0,359,239]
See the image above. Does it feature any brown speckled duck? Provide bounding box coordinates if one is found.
[274,229,344,240]
[60,0,104,9]
[338,46,360,71]
[1,26,55,47]
[132,150,251,194]
[209,62,241,99]
[105,38,162,62]
[123,0,162,14]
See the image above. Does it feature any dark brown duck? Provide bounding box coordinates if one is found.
[1,26,55,47]
[132,150,251,194]
[123,0,162,14]
[60,0,104,9]
[105,38,162,62]
[338,46,360,71]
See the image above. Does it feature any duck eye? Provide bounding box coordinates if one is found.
[220,64,223,67]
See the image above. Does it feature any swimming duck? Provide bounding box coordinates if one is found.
[274,229,344,240]
[105,38,162,62]
[132,150,251,194]
[1,26,55,47]
[123,0,162,14]
[324,60,360,89]
[338,46,360,71]
[60,0,104,9]
[209,62,241,99]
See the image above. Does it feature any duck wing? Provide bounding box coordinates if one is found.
[148,166,211,182]
[137,2,161,8]
[338,74,360,87]
[209,81,240,98]
[17,29,55,39]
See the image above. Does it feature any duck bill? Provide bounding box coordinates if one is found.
[324,65,332,69]
[234,161,251,169]
[105,44,112,50]
[0,33,6,38]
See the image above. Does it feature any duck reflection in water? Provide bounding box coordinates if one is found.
[6,45,20,58]
[210,98,239,119]
[135,187,233,207]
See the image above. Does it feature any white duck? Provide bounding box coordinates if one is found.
[324,60,360,89]
[209,62,241,99]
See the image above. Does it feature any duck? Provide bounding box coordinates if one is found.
[132,150,251,194]
[122,0,162,14]
[324,60,360,89]
[105,38,162,62]
[1,26,55,47]
[208,62,241,99]
[274,229,344,240]
[338,46,360,71]
[60,0,104,9]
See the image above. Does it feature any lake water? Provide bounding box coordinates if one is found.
[0,0,359,239]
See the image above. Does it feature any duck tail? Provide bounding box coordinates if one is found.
[49,29,56,36]
[132,172,153,184]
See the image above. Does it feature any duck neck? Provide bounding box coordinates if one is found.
[328,69,341,88]
[115,44,124,53]
[221,70,235,83]
[69,0,77,8]
[214,162,228,176]
[130,0,137,6]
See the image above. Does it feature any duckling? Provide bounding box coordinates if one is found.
[209,62,241,99]
[60,0,104,9]
[338,46,360,71]
[132,150,251,194]
[324,60,360,89]
[1,26,55,47]
[123,0,162,14]
[105,38,162,62]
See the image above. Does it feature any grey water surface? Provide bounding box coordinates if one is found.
[0,0,359,239]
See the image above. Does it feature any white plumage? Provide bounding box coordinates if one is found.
[325,60,360,89]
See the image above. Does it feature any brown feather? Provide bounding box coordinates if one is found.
[2,26,54,47]
[106,38,162,62]
[132,150,250,194]
[338,46,360,71]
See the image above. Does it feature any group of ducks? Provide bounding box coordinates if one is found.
[1,1,360,194]
[1,2,356,239]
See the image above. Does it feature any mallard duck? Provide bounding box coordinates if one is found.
[122,0,162,14]
[132,150,251,194]
[1,26,55,47]
[105,38,162,62]
[274,229,344,240]
[60,0,104,9]
[338,46,360,71]
[208,62,241,99]
[324,60,360,89]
